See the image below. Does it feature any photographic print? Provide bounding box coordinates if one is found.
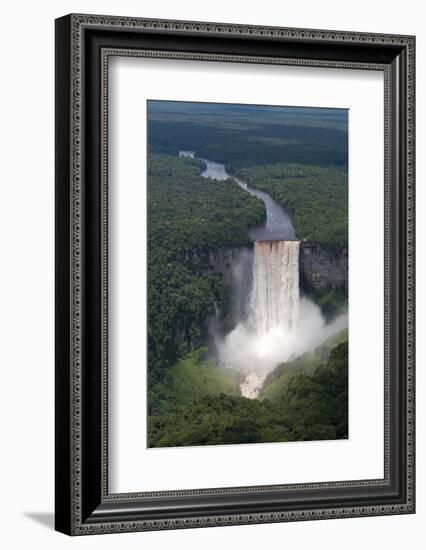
[147,100,349,448]
[56,16,415,533]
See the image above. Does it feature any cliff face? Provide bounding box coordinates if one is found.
[177,241,348,339]
[299,241,348,296]
[180,242,348,301]
[179,247,245,286]
[179,246,253,331]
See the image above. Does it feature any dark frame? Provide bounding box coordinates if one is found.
[55,13,415,536]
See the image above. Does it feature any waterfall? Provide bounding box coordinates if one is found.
[250,240,300,335]
[218,238,347,400]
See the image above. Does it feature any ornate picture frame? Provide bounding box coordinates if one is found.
[55,13,415,535]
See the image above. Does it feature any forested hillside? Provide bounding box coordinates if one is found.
[260,329,348,401]
[148,341,348,447]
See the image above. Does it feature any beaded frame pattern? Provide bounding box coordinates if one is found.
[68,14,415,535]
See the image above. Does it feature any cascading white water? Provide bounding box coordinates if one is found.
[231,240,301,398]
[250,240,300,336]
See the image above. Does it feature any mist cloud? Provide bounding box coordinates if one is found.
[216,297,347,375]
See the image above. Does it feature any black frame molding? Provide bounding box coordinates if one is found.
[55,13,415,535]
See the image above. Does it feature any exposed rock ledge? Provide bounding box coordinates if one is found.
[178,247,246,286]
[179,242,348,299]
[299,241,348,296]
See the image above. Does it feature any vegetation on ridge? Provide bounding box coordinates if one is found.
[148,341,348,447]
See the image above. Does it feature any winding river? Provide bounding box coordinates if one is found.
[179,151,295,242]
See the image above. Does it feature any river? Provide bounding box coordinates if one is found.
[179,151,296,241]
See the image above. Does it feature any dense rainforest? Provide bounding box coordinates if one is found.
[149,101,348,246]
[146,101,349,447]
[148,101,348,172]
[237,163,348,246]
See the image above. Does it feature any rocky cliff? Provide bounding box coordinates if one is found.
[179,246,253,330]
[180,242,348,298]
[299,241,348,297]
[179,247,245,285]
[179,241,348,329]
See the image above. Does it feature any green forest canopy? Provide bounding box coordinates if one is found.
[237,163,348,246]
[148,340,348,447]
[148,101,348,172]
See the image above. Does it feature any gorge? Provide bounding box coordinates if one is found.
[181,152,347,398]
